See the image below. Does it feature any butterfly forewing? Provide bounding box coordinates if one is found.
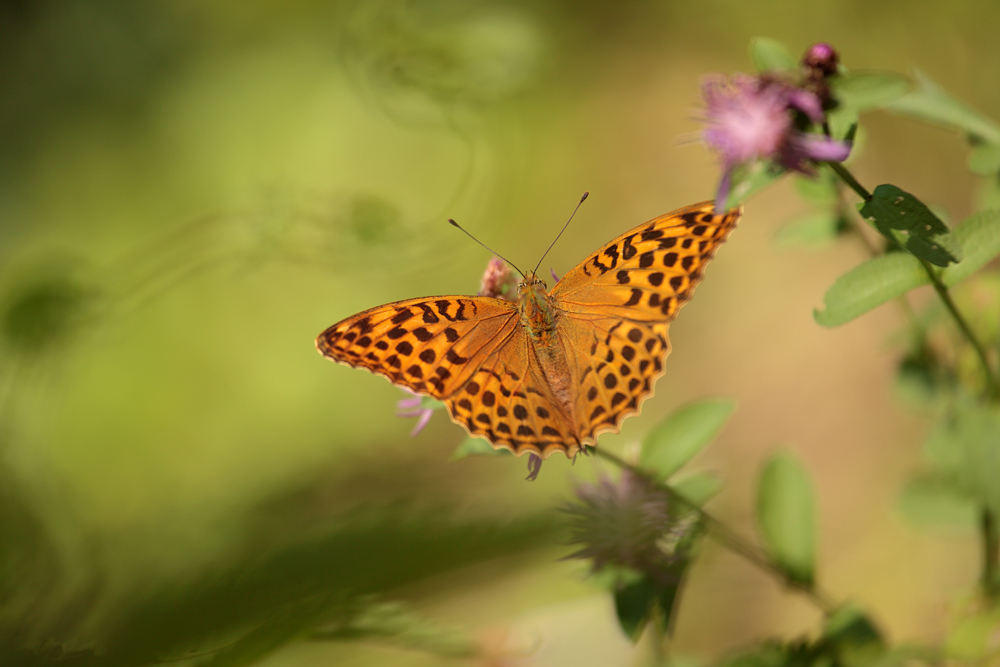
[551,201,741,322]
[316,296,519,399]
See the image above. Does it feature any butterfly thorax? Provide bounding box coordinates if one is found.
[516,273,556,343]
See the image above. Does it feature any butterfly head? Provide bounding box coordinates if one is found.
[516,272,557,337]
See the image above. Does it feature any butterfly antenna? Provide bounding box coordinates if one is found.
[447,218,526,279]
[532,192,589,276]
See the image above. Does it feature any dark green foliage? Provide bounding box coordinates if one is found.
[858,185,961,267]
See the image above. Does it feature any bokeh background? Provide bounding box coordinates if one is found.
[2,1,998,665]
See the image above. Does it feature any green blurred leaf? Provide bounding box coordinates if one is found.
[749,37,798,73]
[898,475,977,529]
[813,252,926,327]
[774,213,846,249]
[924,400,1000,516]
[613,577,657,642]
[640,398,736,481]
[888,69,1000,144]
[670,472,724,506]
[823,606,885,667]
[831,71,911,111]
[450,437,510,461]
[723,160,785,210]
[946,600,1000,661]
[859,184,962,267]
[815,209,1000,326]
[311,600,477,658]
[827,104,860,143]
[794,170,839,205]
[756,451,817,585]
[968,144,1000,176]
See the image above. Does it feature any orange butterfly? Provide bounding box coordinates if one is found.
[317,201,741,459]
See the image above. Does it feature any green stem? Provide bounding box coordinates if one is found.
[827,161,871,200]
[983,508,1000,599]
[591,448,838,614]
[917,257,1000,399]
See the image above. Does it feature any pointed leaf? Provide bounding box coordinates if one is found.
[774,213,846,249]
[925,401,1000,516]
[640,398,736,480]
[898,475,977,529]
[968,144,1000,176]
[831,71,911,111]
[813,252,926,327]
[613,577,657,642]
[756,451,817,585]
[823,606,885,667]
[888,69,1000,144]
[940,209,1000,286]
[859,184,962,266]
[815,209,1000,326]
[670,472,725,506]
[749,37,798,73]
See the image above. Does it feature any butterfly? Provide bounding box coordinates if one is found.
[316,201,741,459]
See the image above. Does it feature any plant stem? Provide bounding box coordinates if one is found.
[827,161,871,200]
[591,448,838,614]
[983,508,1000,599]
[916,257,1000,398]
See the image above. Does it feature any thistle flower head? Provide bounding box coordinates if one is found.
[479,257,517,301]
[802,42,839,78]
[701,72,851,211]
[563,471,700,584]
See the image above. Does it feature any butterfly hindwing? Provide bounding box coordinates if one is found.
[551,201,741,323]
[316,296,519,399]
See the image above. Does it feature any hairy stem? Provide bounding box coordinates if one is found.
[592,448,838,613]
[983,508,1000,599]
[917,257,1000,398]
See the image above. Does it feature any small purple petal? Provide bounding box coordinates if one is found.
[409,408,433,437]
[526,453,543,481]
[714,168,733,214]
[786,88,824,123]
[796,133,852,162]
[550,268,560,284]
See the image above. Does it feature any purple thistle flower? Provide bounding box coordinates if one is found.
[562,470,700,585]
[396,388,435,436]
[701,73,851,211]
[803,42,839,78]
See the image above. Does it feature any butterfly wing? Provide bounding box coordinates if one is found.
[442,334,585,459]
[316,296,520,399]
[550,201,742,443]
[550,201,742,321]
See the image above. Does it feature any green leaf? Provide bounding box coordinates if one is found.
[858,184,962,267]
[814,209,1000,326]
[450,437,511,461]
[823,606,885,667]
[813,252,927,328]
[898,475,977,529]
[670,472,724,506]
[888,69,1000,144]
[925,400,1000,516]
[722,160,785,210]
[794,170,839,205]
[613,577,657,642]
[774,213,846,249]
[940,209,1000,286]
[968,143,1000,176]
[756,451,817,585]
[831,71,911,111]
[749,37,798,73]
[640,398,736,480]
[826,104,860,143]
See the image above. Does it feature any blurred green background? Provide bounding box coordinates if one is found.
[1,1,998,665]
